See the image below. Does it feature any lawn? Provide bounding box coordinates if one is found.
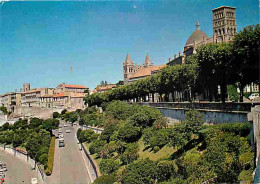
[138,139,176,161]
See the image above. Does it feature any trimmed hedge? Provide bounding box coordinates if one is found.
[45,137,55,175]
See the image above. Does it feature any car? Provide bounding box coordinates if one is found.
[64,124,68,127]
[249,93,259,101]
[59,134,64,138]
[59,138,65,147]
[73,123,77,126]
[66,129,71,133]
[59,125,62,128]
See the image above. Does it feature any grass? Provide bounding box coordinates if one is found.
[138,139,176,161]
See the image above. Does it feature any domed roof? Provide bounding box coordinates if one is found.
[185,22,209,47]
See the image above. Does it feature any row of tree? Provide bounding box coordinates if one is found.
[85,25,259,106]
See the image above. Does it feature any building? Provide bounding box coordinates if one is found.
[123,53,165,84]
[167,6,237,66]
[93,84,117,93]
[55,83,89,94]
[21,88,55,107]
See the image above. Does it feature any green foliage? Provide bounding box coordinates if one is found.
[105,101,134,120]
[78,129,95,143]
[157,160,178,182]
[45,137,55,175]
[100,123,118,142]
[120,143,139,165]
[61,109,68,115]
[99,158,120,175]
[117,122,141,143]
[0,106,10,115]
[93,175,116,184]
[227,85,239,102]
[89,139,107,155]
[52,112,60,119]
[121,158,157,184]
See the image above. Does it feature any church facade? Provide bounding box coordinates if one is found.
[123,53,165,85]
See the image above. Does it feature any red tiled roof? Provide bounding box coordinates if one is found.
[53,93,68,98]
[129,65,166,79]
[64,84,89,89]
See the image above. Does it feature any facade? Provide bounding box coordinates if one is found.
[167,6,237,66]
[55,83,89,94]
[123,53,165,84]
[21,88,55,107]
[93,84,117,93]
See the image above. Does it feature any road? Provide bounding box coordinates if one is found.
[47,122,91,184]
[0,149,38,184]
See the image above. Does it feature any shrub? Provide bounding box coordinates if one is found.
[157,160,178,182]
[100,123,117,142]
[89,139,106,155]
[52,112,60,119]
[93,175,116,184]
[45,137,55,175]
[120,143,139,165]
[61,109,67,115]
[105,101,133,120]
[227,85,239,102]
[99,158,120,175]
[122,158,158,184]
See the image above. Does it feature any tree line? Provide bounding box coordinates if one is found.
[85,24,259,106]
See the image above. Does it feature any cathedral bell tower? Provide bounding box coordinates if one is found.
[123,53,134,85]
[212,6,237,43]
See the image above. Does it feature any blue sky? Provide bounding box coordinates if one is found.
[0,0,259,93]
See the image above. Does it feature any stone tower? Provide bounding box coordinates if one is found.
[212,6,236,43]
[23,83,30,92]
[143,53,154,68]
[123,53,134,85]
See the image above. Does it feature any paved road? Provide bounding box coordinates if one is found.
[47,122,90,184]
[0,150,38,184]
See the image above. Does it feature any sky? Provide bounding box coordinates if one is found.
[0,0,259,93]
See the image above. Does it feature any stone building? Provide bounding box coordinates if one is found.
[123,53,165,84]
[93,84,117,93]
[55,83,89,94]
[21,88,55,107]
[167,6,237,66]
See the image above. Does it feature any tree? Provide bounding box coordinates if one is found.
[52,112,59,119]
[99,158,120,175]
[120,143,139,165]
[117,122,141,143]
[122,158,158,184]
[232,24,260,101]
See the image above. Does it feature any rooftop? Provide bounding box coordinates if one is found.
[64,84,89,89]
[212,6,236,11]
[129,65,166,79]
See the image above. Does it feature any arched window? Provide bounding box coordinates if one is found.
[219,29,222,35]
[222,28,225,34]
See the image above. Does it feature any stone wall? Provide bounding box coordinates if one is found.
[139,102,251,124]
[158,107,248,124]
[12,106,63,119]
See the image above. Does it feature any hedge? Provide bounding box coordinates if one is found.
[45,137,55,175]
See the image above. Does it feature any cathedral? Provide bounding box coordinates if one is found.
[123,53,165,84]
[123,6,237,84]
[168,6,237,66]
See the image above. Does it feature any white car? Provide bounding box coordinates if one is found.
[249,93,259,101]
[59,134,64,138]
[64,124,68,127]
[66,129,71,133]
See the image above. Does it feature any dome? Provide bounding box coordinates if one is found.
[185,22,209,47]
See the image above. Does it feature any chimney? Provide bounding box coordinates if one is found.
[174,54,177,59]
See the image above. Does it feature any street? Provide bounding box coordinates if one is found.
[47,122,90,184]
[0,149,38,184]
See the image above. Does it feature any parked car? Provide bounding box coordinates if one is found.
[59,134,64,138]
[66,129,71,133]
[249,93,259,101]
[59,125,62,128]
[64,124,68,127]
